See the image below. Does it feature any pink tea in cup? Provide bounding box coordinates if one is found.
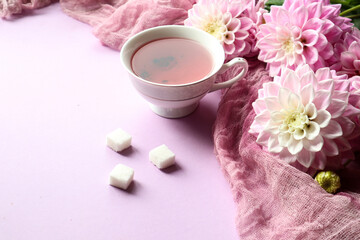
[131,38,214,85]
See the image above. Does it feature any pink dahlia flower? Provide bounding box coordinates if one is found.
[249,65,360,170]
[332,27,360,77]
[256,0,353,76]
[184,0,258,60]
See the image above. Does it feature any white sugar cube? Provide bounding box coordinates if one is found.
[106,128,132,152]
[149,144,175,169]
[109,163,134,190]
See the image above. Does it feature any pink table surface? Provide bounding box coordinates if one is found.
[0,3,239,240]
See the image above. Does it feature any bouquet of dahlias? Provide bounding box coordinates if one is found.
[185,0,360,177]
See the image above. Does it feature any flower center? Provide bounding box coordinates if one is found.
[282,37,295,54]
[203,19,225,40]
[282,110,309,133]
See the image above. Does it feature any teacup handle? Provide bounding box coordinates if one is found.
[210,57,248,92]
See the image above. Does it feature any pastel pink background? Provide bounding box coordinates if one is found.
[0,3,238,240]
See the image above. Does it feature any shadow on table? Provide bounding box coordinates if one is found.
[174,94,219,148]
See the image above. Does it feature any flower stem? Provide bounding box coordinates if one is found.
[340,5,360,16]
[343,13,360,19]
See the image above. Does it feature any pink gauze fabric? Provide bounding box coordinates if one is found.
[3,1,360,239]
[1,0,195,50]
[0,0,55,18]
[214,61,360,239]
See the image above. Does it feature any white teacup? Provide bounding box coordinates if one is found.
[120,25,248,118]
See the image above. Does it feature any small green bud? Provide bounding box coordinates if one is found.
[315,171,341,194]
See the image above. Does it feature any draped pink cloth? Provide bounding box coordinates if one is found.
[3,1,360,239]
[214,61,360,239]
[1,0,195,50]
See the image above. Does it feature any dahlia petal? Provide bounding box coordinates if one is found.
[303,46,319,64]
[252,99,267,114]
[303,135,323,152]
[270,111,286,123]
[235,30,249,40]
[322,19,335,35]
[184,19,193,26]
[240,17,253,31]
[268,135,283,153]
[301,84,315,106]
[300,71,317,89]
[279,148,297,163]
[283,70,301,93]
[263,13,272,24]
[295,64,313,77]
[275,7,290,25]
[263,50,278,62]
[297,149,315,168]
[256,130,271,145]
[227,18,241,32]
[322,138,339,156]
[332,91,349,103]
[291,5,308,28]
[303,18,323,31]
[306,2,322,19]
[302,29,319,47]
[223,12,232,26]
[294,128,306,140]
[341,52,357,69]
[224,31,235,45]
[269,62,282,77]
[287,0,303,12]
[319,43,334,60]
[353,60,360,70]
[326,99,347,118]
[288,92,301,110]
[342,103,360,118]
[349,42,360,58]
[223,43,236,55]
[278,132,291,147]
[233,40,246,54]
[274,50,286,62]
[321,120,343,139]
[294,42,304,54]
[305,103,317,120]
[287,136,303,154]
[305,121,320,140]
[317,79,334,92]
[333,137,352,152]
[265,120,281,135]
[278,87,291,108]
[249,121,263,134]
[312,151,327,170]
[276,26,291,41]
[290,25,302,40]
[314,34,328,52]
[287,53,297,66]
[264,82,281,97]
[313,90,332,110]
[314,109,331,128]
[335,117,355,138]
[228,2,243,18]
[265,97,282,112]
[333,79,350,92]
[325,24,343,44]
[348,91,360,106]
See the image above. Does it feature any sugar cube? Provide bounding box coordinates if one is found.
[109,163,134,190]
[149,144,175,169]
[106,128,132,152]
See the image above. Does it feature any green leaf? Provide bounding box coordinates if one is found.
[265,0,284,11]
[330,0,353,8]
[353,17,360,29]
